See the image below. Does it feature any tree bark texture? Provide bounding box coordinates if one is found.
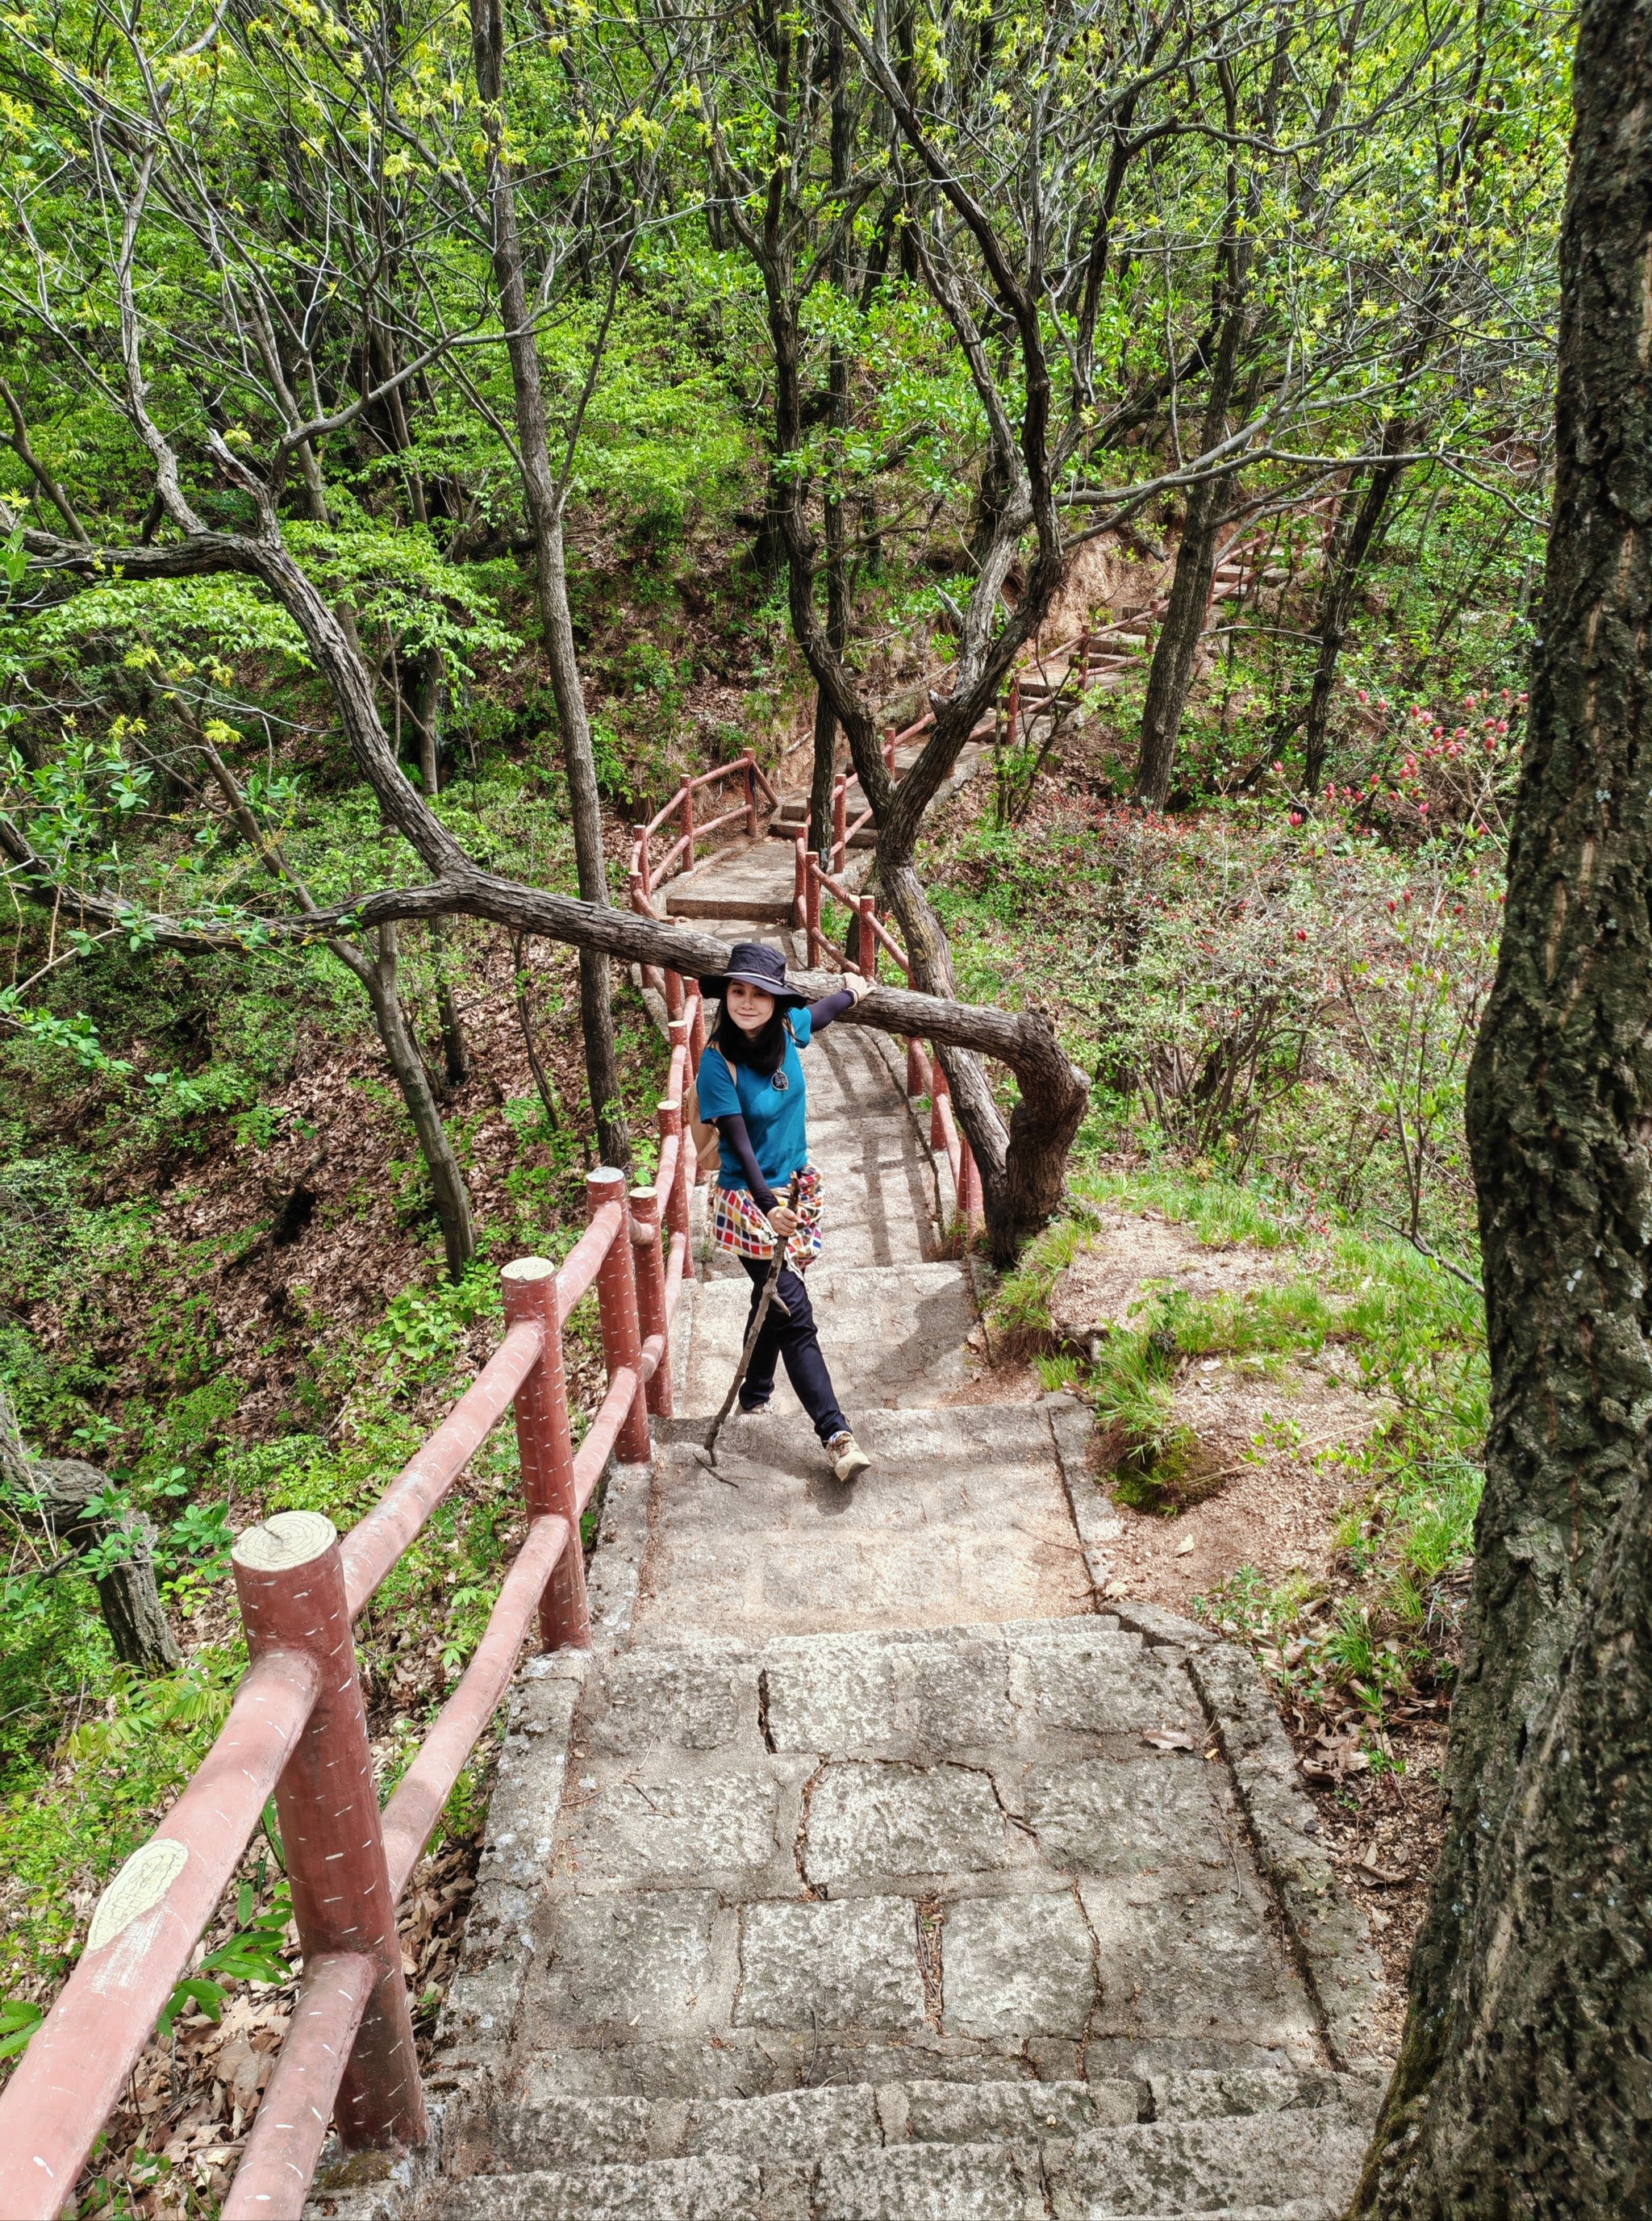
[1134,269,1253,811]
[807,686,838,859]
[469,0,629,1171]
[1357,5,1652,2208]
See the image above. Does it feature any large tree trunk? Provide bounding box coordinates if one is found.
[807,686,837,860]
[1356,3,1652,2207]
[1134,108,1256,811]
[469,0,630,1171]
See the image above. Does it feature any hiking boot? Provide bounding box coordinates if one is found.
[827,1430,870,1485]
[737,1396,772,1417]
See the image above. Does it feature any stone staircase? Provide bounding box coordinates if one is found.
[436,2066,1379,2216]
[313,879,1388,2221]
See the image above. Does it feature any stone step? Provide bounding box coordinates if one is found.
[1049,2109,1370,2215]
[447,2066,1378,2179]
[762,737,991,843]
[426,2102,1368,2217]
[636,1404,1097,1634]
[503,1616,1320,2109]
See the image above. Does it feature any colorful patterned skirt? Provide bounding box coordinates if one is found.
[711,1163,824,1271]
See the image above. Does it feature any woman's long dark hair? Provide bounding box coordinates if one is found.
[713,1001,791,1077]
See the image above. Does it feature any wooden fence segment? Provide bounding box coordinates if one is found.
[0,1027,719,2218]
[379,1512,574,1897]
[502,1259,589,1651]
[220,1952,376,2221]
[0,1649,321,2219]
[340,1317,544,1618]
[234,1515,428,2156]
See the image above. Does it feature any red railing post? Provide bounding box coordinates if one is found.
[793,832,807,929]
[630,1184,673,1417]
[833,774,848,869]
[907,1037,928,1096]
[744,754,760,837]
[930,1049,949,1154]
[958,1132,984,1234]
[664,966,685,1020]
[500,1257,591,1651]
[588,1169,653,1464]
[807,857,823,969]
[632,825,651,903]
[885,724,896,774]
[688,990,707,1069]
[681,785,695,871]
[232,1513,428,2154]
[659,1094,694,1275]
[857,894,877,982]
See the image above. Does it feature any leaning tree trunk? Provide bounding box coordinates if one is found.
[470,0,630,1171]
[351,925,477,1279]
[1355,2,1652,2207]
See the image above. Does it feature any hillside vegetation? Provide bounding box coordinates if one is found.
[0,0,1571,2205]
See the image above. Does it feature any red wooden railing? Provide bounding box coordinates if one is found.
[0,1008,705,2221]
[627,750,780,915]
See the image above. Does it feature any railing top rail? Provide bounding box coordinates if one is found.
[0,1646,322,2215]
[340,1315,544,1617]
[556,1194,624,1315]
[378,1510,572,1900]
[640,751,760,842]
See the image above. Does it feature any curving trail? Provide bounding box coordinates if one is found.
[340,827,1391,2221]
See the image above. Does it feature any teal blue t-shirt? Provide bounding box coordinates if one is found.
[696,1008,813,1190]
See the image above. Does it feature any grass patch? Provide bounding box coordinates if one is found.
[1001,1164,1486,1718]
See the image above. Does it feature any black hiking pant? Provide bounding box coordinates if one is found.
[736,1259,848,1444]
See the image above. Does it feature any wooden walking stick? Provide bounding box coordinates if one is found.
[695,1175,802,1478]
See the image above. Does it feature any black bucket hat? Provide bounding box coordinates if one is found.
[698,940,807,1009]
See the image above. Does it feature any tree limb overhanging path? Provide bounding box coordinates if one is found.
[327,856,1397,2221]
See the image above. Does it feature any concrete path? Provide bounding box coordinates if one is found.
[330,825,1391,2221]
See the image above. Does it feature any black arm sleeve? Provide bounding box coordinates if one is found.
[806,987,858,1032]
[715,1113,778,1213]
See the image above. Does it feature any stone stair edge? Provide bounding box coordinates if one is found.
[378,2099,1373,2219]
[1039,1397,1391,2077]
[439,2062,1385,2172]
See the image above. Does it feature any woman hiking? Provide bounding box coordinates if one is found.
[695,941,873,1485]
